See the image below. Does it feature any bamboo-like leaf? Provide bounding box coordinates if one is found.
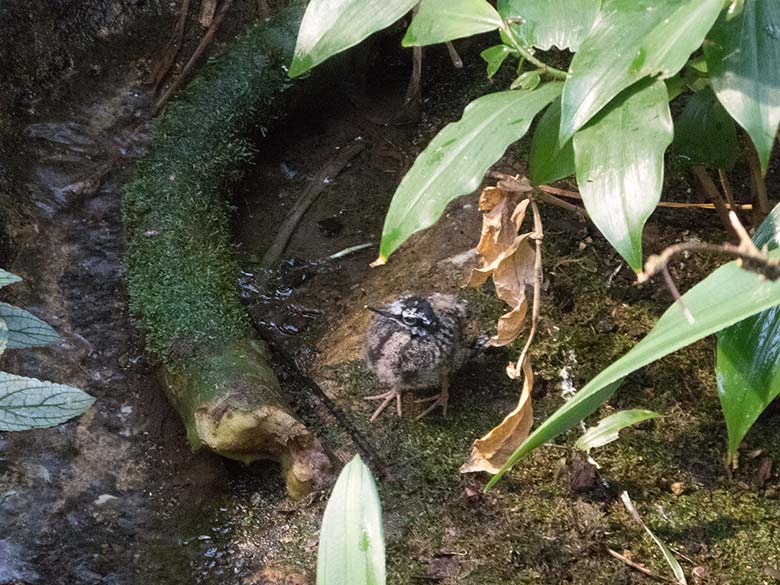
[0,303,60,349]
[289,0,417,78]
[0,269,22,289]
[317,455,385,585]
[529,97,574,185]
[498,0,601,51]
[575,409,659,451]
[487,245,780,489]
[559,0,723,144]
[376,83,562,263]
[672,86,738,170]
[403,0,502,47]
[0,372,95,431]
[620,492,688,585]
[717,204,780,461]
[573,79,673,270]
[705,0,780,174]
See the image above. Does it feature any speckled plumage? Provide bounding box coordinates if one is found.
[363,293,470,421]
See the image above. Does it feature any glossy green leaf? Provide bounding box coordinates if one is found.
[717,203,780,461]
[481,44,513,78]
[529,97,574,185]
[377,83,562,262]
[317,455,385,585]
[487,246,780,488]
[559,0,723,145]
[0,303,61,349]
[575,409,660,451]
[402,0,502,47]
[510,70,541,91]
[673,86,738,170]
[705,0,780,173]
[289,0,417,78]
[0,269,21,289]
[0,372,95,431]
[498,0,601,51]
[573,80,672,270]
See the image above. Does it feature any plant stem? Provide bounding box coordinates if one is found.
[502,22,568,80]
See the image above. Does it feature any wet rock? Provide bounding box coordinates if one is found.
[0,538,40,584]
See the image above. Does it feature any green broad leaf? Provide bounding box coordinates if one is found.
[498,0,601,51]
[402,0,503,47]
[510,70,541,91]
[573,79,673,270]
[0,303,61,349]
[529,97,574,185]
[481,44,513,79]
[705,0,780,174]
[487,246,780,489]
[0,372,95,431]
[716,204,780,461]
[559,0,724,145]
[575,409,660,451]
[673,86,737,170]
[317,454,385,585]
[0,269,21,289]
[289,0,418,78]
[376,83,562,263]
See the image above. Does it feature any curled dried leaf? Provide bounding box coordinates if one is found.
[461,357,534,474]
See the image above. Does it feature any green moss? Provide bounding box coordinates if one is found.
[122,3,303,362]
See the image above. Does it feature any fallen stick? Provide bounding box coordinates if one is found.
[260,141,366,268]
[148,0,192,90]
[153,0,235,115]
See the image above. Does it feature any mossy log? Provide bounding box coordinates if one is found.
[122,3,330,498]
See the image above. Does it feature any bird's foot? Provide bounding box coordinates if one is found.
[365,389,402,423]
[414,391,449,420]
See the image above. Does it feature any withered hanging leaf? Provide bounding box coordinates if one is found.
[461,357,534,474]
[468,186,535,347]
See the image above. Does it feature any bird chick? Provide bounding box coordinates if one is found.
[364,293,470,422]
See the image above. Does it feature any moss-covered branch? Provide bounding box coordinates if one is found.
[123,3,330,498]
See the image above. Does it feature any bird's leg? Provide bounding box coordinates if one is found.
[414,374,449,420]
[365,389,402,422]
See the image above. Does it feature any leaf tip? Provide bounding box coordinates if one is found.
[369,256,387,268]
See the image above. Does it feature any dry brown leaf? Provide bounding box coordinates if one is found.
[469,187,535,348]
[460,357,534,474]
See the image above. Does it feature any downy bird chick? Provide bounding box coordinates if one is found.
[364,293,470,422]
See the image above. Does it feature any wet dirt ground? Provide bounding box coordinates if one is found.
[3,8,780,585]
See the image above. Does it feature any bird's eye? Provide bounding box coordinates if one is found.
[402,315,418,326]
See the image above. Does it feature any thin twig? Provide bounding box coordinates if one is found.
[153,0,234,115]
[691,165,736,238]
[607,548,678,584]
[537,182,751,211]
[717,168,738,212]
[260,333,386,477]
[261,141,366,268]
[445,41,463,68]
[661,265,694,324]
[512,199,543,373]
[148,0,192,90]
[641,241,780,284]
[746,136,770,225]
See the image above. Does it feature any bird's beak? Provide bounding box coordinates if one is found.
[366,306,394,319]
